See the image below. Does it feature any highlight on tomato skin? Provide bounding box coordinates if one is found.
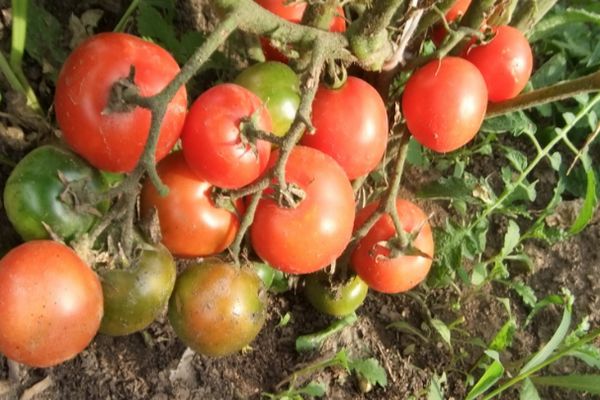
[463,25,534,103]
[401,57,488,153]
[351,199,434,294]
[0,240,104,368]
[140,151,243,259]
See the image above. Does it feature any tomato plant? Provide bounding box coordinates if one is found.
[168,260,266,357]
[181,83,272,189]
[402,57,488,152]
[234,61,300,136]
[251,146,355,274]
[3,145,109,242]
[255,0,346,63]
[463,25,533,102]
[304,273,368,317]
[351,199,434,294]
[0,240,103,367]
[54,32,187,173]
[140,151,243,258]
[99,240,176,336]
[300,76,388,179]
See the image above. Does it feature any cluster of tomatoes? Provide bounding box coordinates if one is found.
[0,0,533,369]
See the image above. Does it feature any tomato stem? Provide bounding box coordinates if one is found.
[301,0,340,31]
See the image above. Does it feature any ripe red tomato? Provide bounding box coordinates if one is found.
[402,57,487,152]
[431,0,472,45]
[0,241,103,367]
[463,25,533,102]
[140,151,243,258]
[168,261,266,357]
[251,146,355,274]
[351,199,434,294]
[55,32,187,173]
[181,84,272,189]
[255,0,346,62]
[300,77,388,180]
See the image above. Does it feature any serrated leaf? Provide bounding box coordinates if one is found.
[500,220,520,256]
[489,319,517,352]
[510,282,538,308]
[417,177,477,202]
[531,375,600,394]
[481,111,535,136]
[427,373,446,400]
[569,154,598,234]
[465,360,504,400]
[503,147,528,172]
[297,381,327,397]
[520,378,541,400]
[431,319,452,347]
[349,358,388,388]
[531,53,567,88]
[529,8,600,43]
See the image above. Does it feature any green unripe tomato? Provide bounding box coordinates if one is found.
[304,272,369,317]
[168,261,267,357]
[99,242,177,336]
[3,145,109,242]
[234,61,300,136]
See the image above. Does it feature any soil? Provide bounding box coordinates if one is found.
[1,1,599,400]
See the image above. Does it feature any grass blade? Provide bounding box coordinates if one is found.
[531,375,600,395]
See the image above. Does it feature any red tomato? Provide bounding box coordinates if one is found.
[300,77,388,180]
[351,199,434,294]
[140,151,243,258]
[402,57,487,152]
[55,33,187,173]
[251,146,355,274]
[181,84,272,189]
[255,0,346,62]
[0,241,103,367]
[431,0,473,45]
[463,25,533,102]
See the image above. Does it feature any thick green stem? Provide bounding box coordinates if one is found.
[414,0,456,37]
[511,0,558,33]
[486,70,600,118]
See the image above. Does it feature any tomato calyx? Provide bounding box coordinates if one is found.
[268,181,306,209]
[103,66,142,114]
[239,114,284,150]
[322,59,348,90]
[371,217,433,261]
[56,171,105,217]
[211,187,241,215]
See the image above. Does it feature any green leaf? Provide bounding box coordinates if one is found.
[295,313,357,352]
[531,375,600,395]
[510,281,538,308]
[349,358,388,388]
[520,378,541,400]
[489,319,517,352]
[406,138,429,167]
[520,291,574,374]
[470,263,487,286]
[531,53,567,89]
[417,177,477,202]
[427,373,446,400]
[503,148,528,172]
[567,346,600,369]
[569,154,598,234]
[431,319,452,348]
[465,358,504,400]
[26,0,69,77]
[297,381,328,397]
[500,220,521,257]
[481,112,536,136]
[277,312,292,328]
[529,8,600,43]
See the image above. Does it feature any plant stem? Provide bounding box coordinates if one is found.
[302,0,340,30]
[114,0,141,32]
[481,328,600,400]
[486,70,600,118]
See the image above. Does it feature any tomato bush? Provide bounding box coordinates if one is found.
[402,57,488,153]
[463,25,533,102]
[0,241,103,367]
[304,272,368,317]
[181,83,272,189]
[99,240,176,336]
[3,145,109,242]
[168,260,266,357]
[140,151,243,258]
[251,146,355,274]
[55,32,187,173]
[300,76,388,179]
[234,62,300,136]
[351,199,434,294]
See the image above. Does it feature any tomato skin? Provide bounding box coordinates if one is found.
[251,146,355,274]
[55,32,187,173]
[463,25,533,102]
[3,145,109,242]
[300,77,388,179]
[351,199,434,294]
[402,57,487,153]
[431,0,472,45]
[304,273,368,317]
[0,241,103,367]
[234,62,300,136]
[255,0,346,62]
[99,242,176,336]
[168,261,266,357]
[140,151,242,258]
[181,84,272,189]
